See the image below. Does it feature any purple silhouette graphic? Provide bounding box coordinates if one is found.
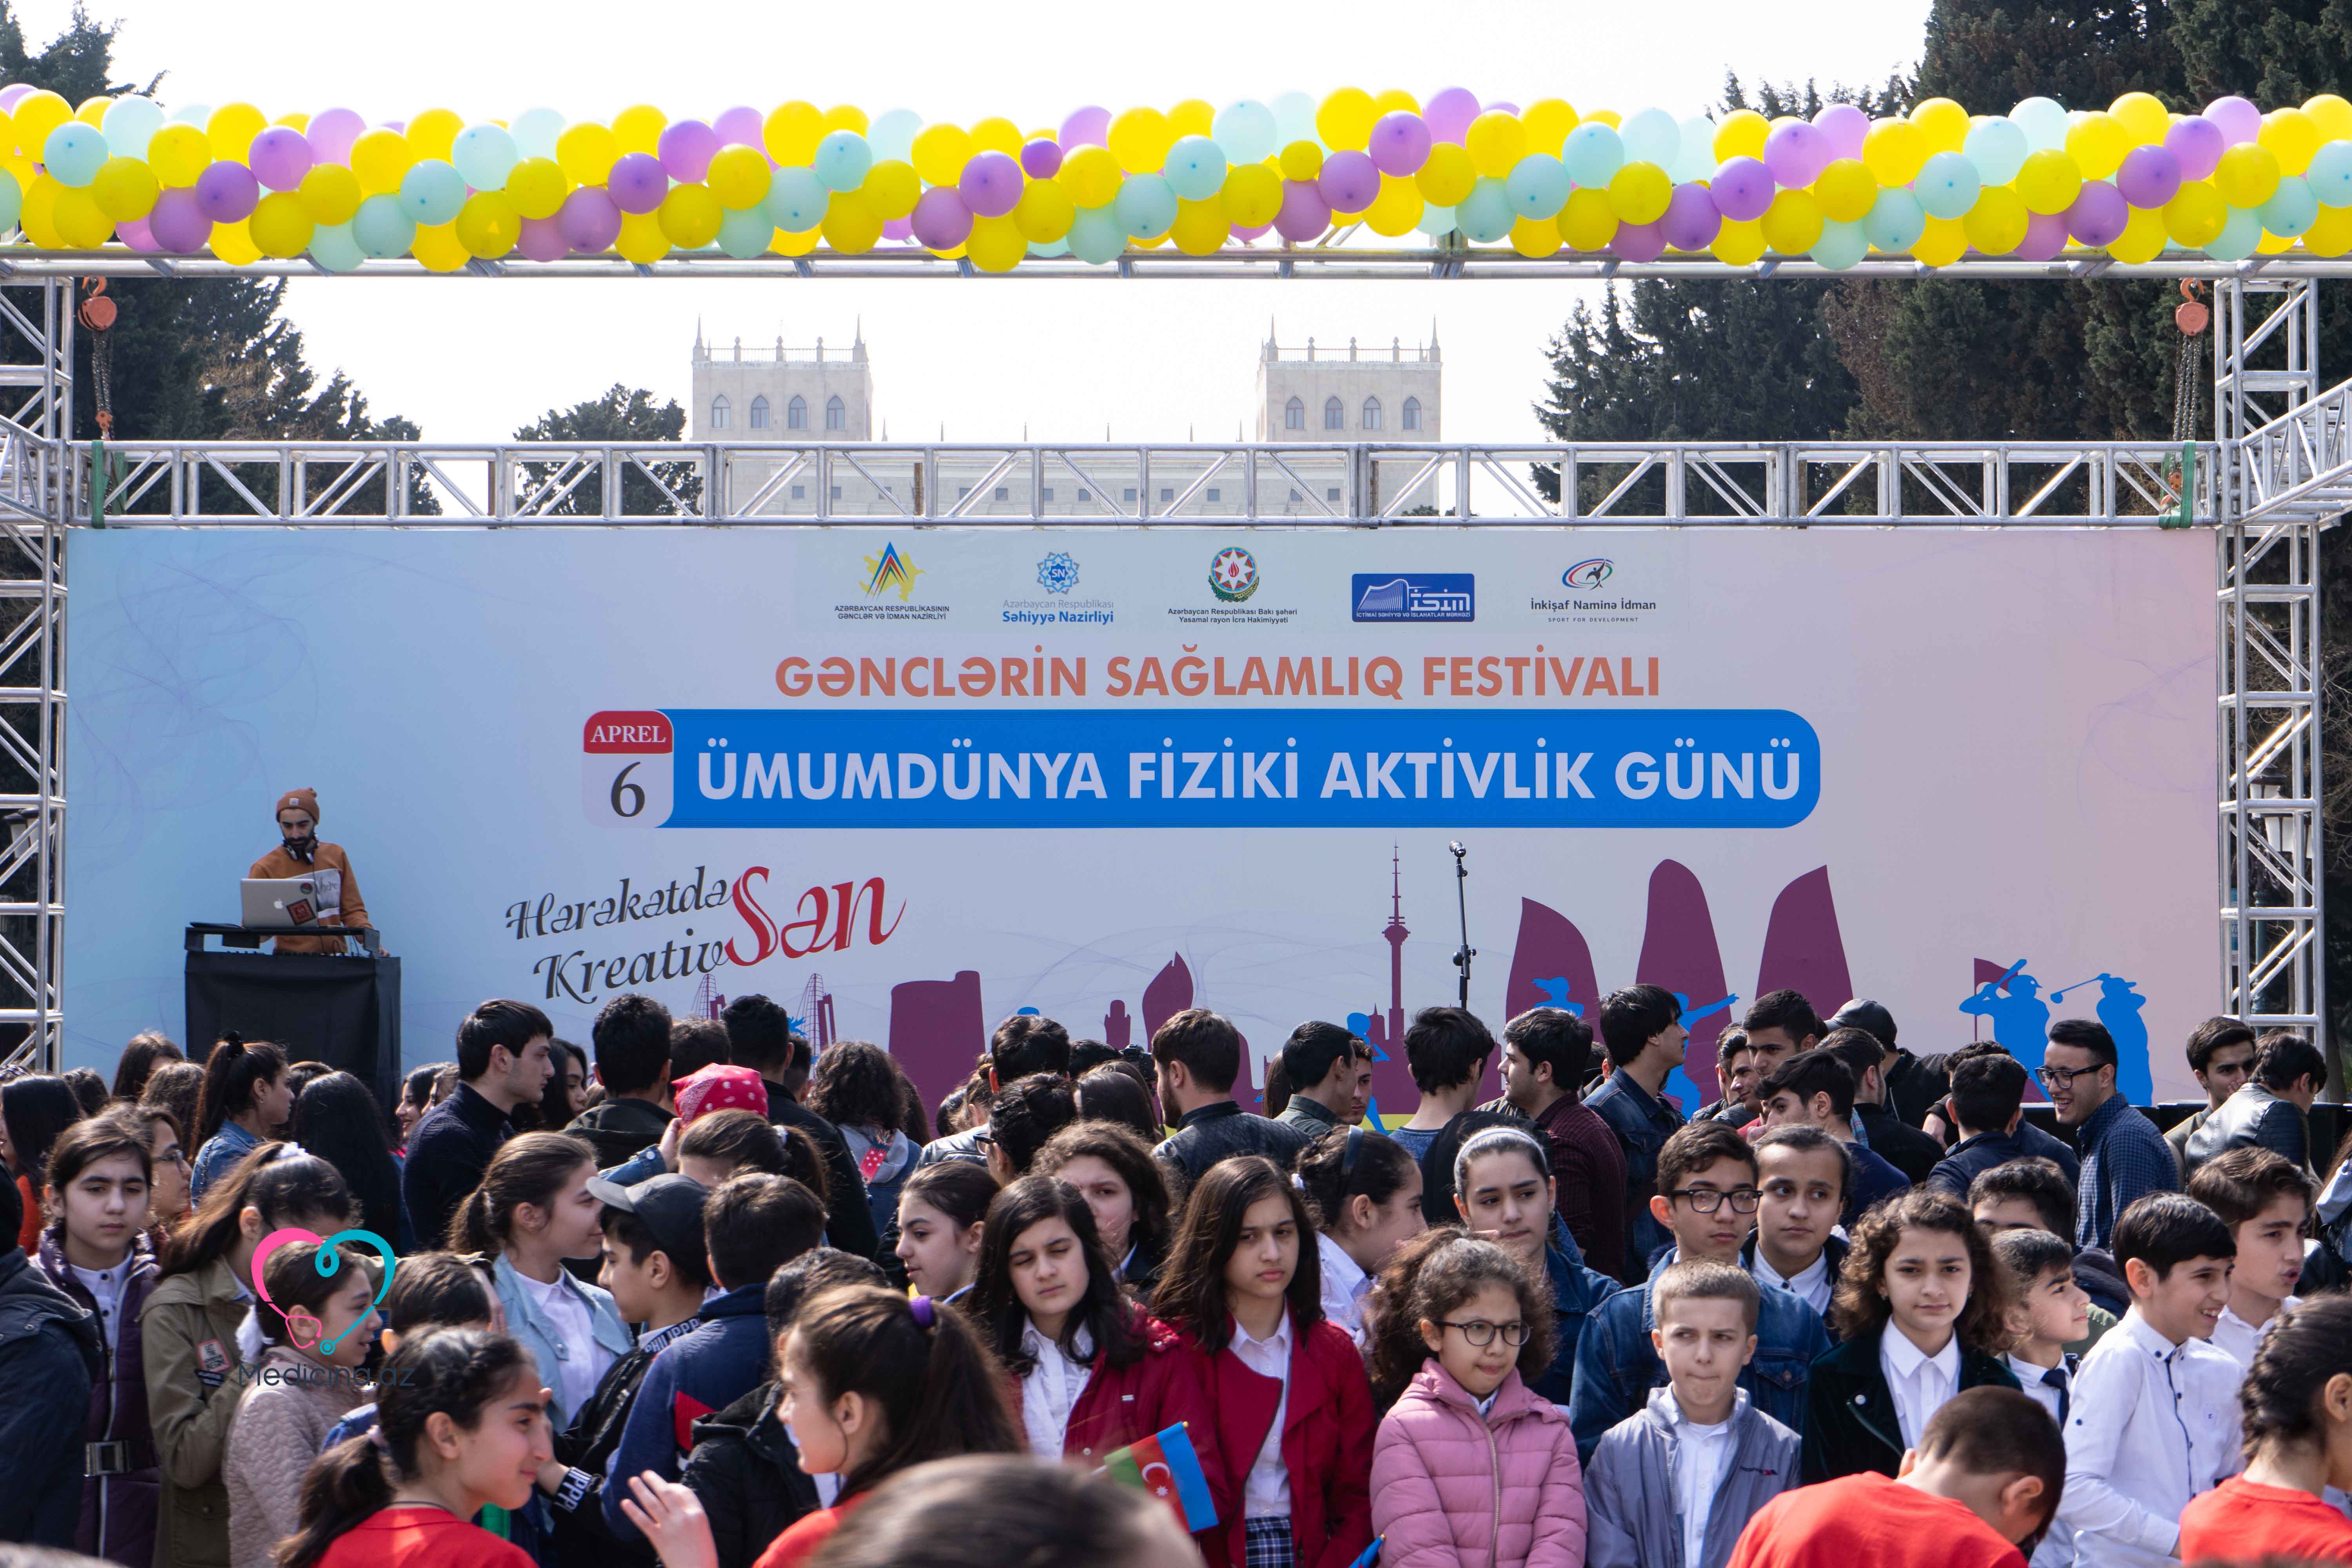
[889,968,985,1111]
[1634,860,1741,1111]
[1104,998,1132,1051]
[1504,898,1601,1025]
[1141,952,1194,1040]
[1756,868,1852,1021]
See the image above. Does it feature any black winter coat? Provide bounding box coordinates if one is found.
[680,1380,820,1568]
[1800,1326,2019,1483]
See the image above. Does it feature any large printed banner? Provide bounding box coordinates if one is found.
[66,524,2217,1113]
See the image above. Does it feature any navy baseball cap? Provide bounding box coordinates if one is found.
[586,1172,710,1268]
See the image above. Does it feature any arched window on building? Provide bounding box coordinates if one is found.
[787,394,808,430]
[749,396,770,430]
[826,395,847,431]
[710,395,730,430]
[1285,396,1305,430]
[1323,396,1343,431]
[1362,397,1382,430]
[1402,396,1421,432]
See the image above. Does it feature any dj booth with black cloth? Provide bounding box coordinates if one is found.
[183,924,403,1115]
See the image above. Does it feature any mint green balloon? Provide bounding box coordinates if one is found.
[1112,174,1177,240]
[764,167,827,233]
[1455,176,1514,243]
[2260,175,2318,239]
[1067,204,1126,263]
[715,204,774,259]
[398,159,466,226]
[2205,204,2263,261]
[1163,136,1227,202]
[308,221,364,273]
[351,193,417,259]
[1813,218,1868,269]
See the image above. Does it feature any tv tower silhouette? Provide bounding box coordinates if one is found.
[1377,845,1408,1054]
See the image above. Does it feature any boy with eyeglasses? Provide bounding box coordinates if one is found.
[2040,1019,2176,1250]
[1568,1122,1831,1463]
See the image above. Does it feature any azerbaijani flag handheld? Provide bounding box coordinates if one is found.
[1100,1422,1219,1533]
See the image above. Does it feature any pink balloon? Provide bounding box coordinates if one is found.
[118,216,157,252]
[557,186,623,250]
[248,126,314,193]
[1318,150,1380,213]
[2116,144,2182,209]
[2205,96,2261,146]
[911,184,973,250]
[958,151,1023,218]
[308,107,365,167]
[1763,120,1830,188]
[515,215,568,261]
[657,119,720,183]
[1424,87,1481,145]
[2167,116,2226,181]
[1021,138,1064,178]
[1813,103,1869,162]
[1368,111,1431,176]
[148,187,209,252]
[1660,183,1722,251]
[713,106,763,147]
[1612,220,1666,262]
[2016,209,2068,261]
[1274,178,1332,241]
[0,85,32,113]
[1709,156,1774,221]
[1060,105,1111,149]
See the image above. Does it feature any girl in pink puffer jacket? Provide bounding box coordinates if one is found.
[1369,1232,1585,1568]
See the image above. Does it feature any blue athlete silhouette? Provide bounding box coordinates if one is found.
[1960,964,2151,1102]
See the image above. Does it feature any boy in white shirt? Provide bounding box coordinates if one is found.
[1990,1227,2091,1568]
[2185,1145,2315,1370]
[2059,1193,2243,1568]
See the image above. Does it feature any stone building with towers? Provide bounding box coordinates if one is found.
[689,322,875,442]
[1254,323,1441,443]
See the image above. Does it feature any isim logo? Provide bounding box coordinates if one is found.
[862,543,925,601]
[1352,572,1475,622]
[1563,558,1614,590]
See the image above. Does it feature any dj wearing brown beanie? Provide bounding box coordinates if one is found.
[246,786,372,954]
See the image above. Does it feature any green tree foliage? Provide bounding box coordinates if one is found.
[512,385,702,517]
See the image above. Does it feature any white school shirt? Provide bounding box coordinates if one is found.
[67,1254,136,1353]
[2207,1296,2296,1370]
[2008,1354,2079,1568]
[1748,1248,1832,1316]
[1879,1327,1960,1449]
[1229,1313,1294,1518]
[1017,1321,1095,1462]
[1317,1232,1372,1346]
[1668,1393,1734,1568]
[515,1268,602,1419]
[2059,1307,2243,1568]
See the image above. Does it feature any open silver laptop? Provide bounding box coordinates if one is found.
[241,877,323,928]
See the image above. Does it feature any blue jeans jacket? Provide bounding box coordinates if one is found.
[1566,1250,1831,1465]
[493,1254,634,1432]
[1584,1069,1685,1281]
[1532,1245,1625,1408]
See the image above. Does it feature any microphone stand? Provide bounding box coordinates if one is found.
[1449,840,1474,1010]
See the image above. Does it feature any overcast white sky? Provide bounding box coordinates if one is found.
[32,0,1931,443]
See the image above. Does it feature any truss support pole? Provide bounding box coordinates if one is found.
[2215,278,2328,1060]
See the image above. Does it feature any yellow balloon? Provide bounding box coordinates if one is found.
[658,183,723,249]
[1222,162,1283,227]
[18,173,60,247]
[1910,98,1970,156]
[2107,203,2167,263]
[0,109,15,159]
[1013,178,1076,242]
[2110,92,2171,146]
[274,112,309,133]
[822,105,869,135]
[9,91,68,158]
[1861,118,1928,185]
[2303,94,2352,145]
[2064,112,2128,180]
[2015,147,2085,214]
[1059,145,1123,208]
[1509,214,1561,258]
[1465,111,1527,178]
[405,108,462,163]
[1962,184,2029,253]
[454,191,519,258]
[2259,109,2321,176]
[613,209,670,264]
[90,156,159,221]
[1913,214,1968,266]
[1170,195,1227,256]
[207,103,267,163]
[211,218,263,267]
[969,116,1023,156]
[860,159,919,220]
[350,129,414,197]
[249,191,313,258]
[1279,140,1324,181]
[1416,142,1474,205]
[1713,109,1771,163]
[1317,88,1378,152]
[1713,216,1767,265]
[2303,201,2352,257]
[1107,107,1172,174]
[612,104,667,158]
[707,144,771,209]
[1606,161,1671,224]
[769,225,820,257]
[965,211,1026,270]
[413,219,471,271]
[52,183,111,247]
[2164,179,2228,247]
[556,123,618,185]
[1522,98,1578,157]
[2214,142,2282,208]
[1760,188,1825,252]
[1168,100,1214,140]
[1811,159,1877,223]
[912,123,974,188]
[1364,172,1423,236]
[148,123,211,187]
[73,95,109,128]
[1372,89,1421,117]
[295,162,361,225]
[821,189,883,253]
[2258,228,2294,254]
[1557,187,1618,250]
[504,158,566,221]
[763,102,824,166]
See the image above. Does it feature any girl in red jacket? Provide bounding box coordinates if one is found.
[1152,1156,1375,1568]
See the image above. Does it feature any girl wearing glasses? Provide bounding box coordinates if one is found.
[1368,1230,1587,1568]
[1151,1156,1374,1568]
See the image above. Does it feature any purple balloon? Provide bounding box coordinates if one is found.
[1424,87,1481,145]
[911,184,973,250]
[1318,149,1380,213]
[1274,178,1332,241]
[607,152,668,214]
[148,186,209,252]
[2168,116,2227,181]
[2065,180,2129,247]
[118,215,156,252]
[1709,156,1775,221]
[1763,120,1831,188]
[1232,221,1272,241]
[2115,144,2183,209]
[192,160,259,223]
[882,216,913,243]
[1060,105,1111,149]
[2016,209,2069,261]
[0,85,32,113]
[958,151,1023,218]
[1660,182,1723,251]
[515,215,568,262]
[713,105,763,147]
[657,119,720,183]
[247,126,314,193]
[2205,96,2261,146]
[1368,111,1432,176]
[557,186,623,250]
[1813,103,1869,162]
[1021,138,1063,178]
[308,107,365,167]
[1612,219,1666,262]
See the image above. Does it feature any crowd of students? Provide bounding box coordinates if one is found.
[0,984,2347,1568]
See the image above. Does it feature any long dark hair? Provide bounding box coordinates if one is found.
[788,1283,1020,1499]
[1,1074,82,1184]
[811,1454,1174,1568]
[43,1108,153,1199]
[1297,1125,1419,1237]
[1034,1120,1172,1266]
[2240,1295,2352,1459]
[1831,1189,2010,1352]
[1072,1065,1161,1145]
[1365,1227,1552,1408]
[278,1327,537,1568]
[111,1031,183,1102]
[447,1131,593,1255]
[256,1241,375,1349]
[808,1042,906,1133]
[1150,1154,1322,1354]
[291,1072,403,1246]
[195,1037,287,1143]
[971,1176,1143,1375]
[900,1159,999,1233]
[140,1062,206,1150]
[161,1143,352,1278]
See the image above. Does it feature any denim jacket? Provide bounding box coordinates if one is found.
[1584,1069,1685,1281]
[492,1254,633,1430]
[1532,1245,1624,1408]
[1566,1250,1829,1465]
